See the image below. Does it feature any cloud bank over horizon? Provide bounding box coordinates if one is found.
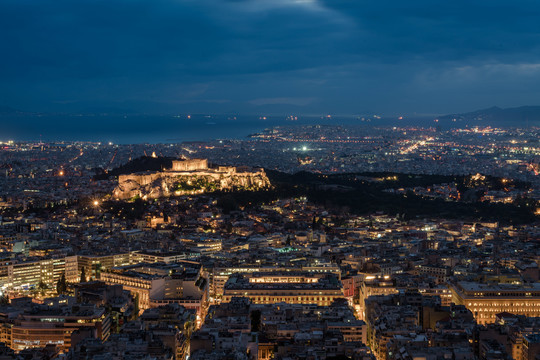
[2,0,540,116]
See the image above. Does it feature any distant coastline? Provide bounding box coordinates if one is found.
[1,109,539,144]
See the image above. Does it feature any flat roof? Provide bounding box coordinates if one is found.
[457,281,540,292]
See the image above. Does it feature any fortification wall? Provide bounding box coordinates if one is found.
[118,173,161,186]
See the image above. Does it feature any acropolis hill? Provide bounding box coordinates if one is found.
[112,158,270,200]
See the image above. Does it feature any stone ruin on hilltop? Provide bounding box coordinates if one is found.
[112,158,270,200]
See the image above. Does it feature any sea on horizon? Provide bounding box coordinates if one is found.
[1,113,535,144]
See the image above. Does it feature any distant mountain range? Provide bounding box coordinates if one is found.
[438,106,540,125]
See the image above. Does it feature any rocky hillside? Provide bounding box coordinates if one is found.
[113,166,270,200]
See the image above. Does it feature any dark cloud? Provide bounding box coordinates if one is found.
[1,0,540,115]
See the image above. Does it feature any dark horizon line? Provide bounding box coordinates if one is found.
[4,104,540,119]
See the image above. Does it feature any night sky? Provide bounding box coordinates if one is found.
[2,0,540,116]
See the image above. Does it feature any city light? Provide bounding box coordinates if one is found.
[2,0,540,357]
[0,126,538,358]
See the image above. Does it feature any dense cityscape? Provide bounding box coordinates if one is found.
[0,124,538,359]
[3,0,540,358]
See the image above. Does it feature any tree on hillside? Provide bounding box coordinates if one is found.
[56,273,67,294]
[80,267,87,283]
